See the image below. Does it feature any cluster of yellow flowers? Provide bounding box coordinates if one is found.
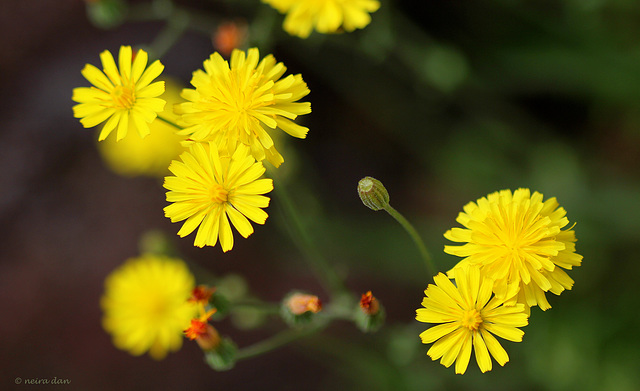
[78,0,383,362]
[416,188,583,374]
[73,45,313,252]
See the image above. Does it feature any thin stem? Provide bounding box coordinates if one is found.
[233,298,351,362]
[235,322,327,361]
[267,167,347,299]
[230,300,280,315]
[155,115,183,130]
[383,204,437,277]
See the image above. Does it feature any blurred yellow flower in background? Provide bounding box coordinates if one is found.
[97,78,187,178]
[416,266,529,374]
[444,188,583,311]
[175,48,311,167]
[101,254,197,360]
[263,0,380,38]
[163,142,274,251]
[72,45,166,141]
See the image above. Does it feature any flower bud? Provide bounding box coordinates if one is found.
[281,292,322,327]
[188,285,216,305]
[204,337,238,371]
[194,322,222,352]
[358,177,390,211]
[359,291,380,315]
[355,291,385,333]
[85,0,127,29]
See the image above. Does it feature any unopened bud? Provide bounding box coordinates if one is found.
[287,293,322,315]
[359,291,380,315]
[281,292,322,327]
[358,177,390,211]
[188,285,216,305]
[355,291,385,333]
[204,337,237,371]
[194,323,222,352]
[86,0,127,29]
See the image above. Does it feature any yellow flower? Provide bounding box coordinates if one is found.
[444,188,583,310]
[101,254,197,360]
[263,0,380,38]
[163,142,274,251]
[72,45,166,141]
[97,78,187,177]
[416,266,529,374]
[175,48,311,167]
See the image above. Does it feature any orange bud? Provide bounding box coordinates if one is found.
[213,20,248,57]
[287,293,322,315]
[360,291,380,315]
[188,285,216,305]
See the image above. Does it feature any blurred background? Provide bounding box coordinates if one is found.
[1,0,639,389]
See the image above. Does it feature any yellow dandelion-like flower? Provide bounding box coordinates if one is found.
[444,188,583,310]
[101,254,197,360]
[175,48,311,167]
[72,45,166,141]
[263,0,381,38]
[163,142,274,251]
[416,266,529,374]
[97,78,187,178]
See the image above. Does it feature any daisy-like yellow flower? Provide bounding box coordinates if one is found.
[97,78,187,177]
[163,142,274,251]
[101,254,197,360]
[444,188,583,310]
[263,0,381,38]
[416,266,529,374]
[175,48,311,167]
[72,45,166,141]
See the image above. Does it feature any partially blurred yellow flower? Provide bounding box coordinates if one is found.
[263,0,380,38]
[163,142,274,251]
[72,45,165,141]
[175,48,311,167]
[96,78,187,178]
[444,188,583,310]
[101,254,197,360]
[416,266,529,374]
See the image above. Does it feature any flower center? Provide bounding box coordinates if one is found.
[141,291,168,320]
[111,85,135,109]
[461,309,483,331]
[209,184,228,203]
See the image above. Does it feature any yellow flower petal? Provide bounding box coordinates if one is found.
[473,332,492,373]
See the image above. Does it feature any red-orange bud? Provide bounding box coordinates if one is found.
[360,291,380,315]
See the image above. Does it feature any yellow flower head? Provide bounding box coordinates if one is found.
[163,142,274,251]
[263,0,381,38]
[101,254,197,360]
[72,45,166,141]
[444,188,583,310]
[97,78,187,177]
[175,48,311,167]
[416,266,529,374]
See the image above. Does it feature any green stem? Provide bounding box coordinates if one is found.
[267,168,346,299]
[156,115,183,130]
[234,298,352,361]
[383,204,437,277]
[230,300,280,315]
[235,322,326,361]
